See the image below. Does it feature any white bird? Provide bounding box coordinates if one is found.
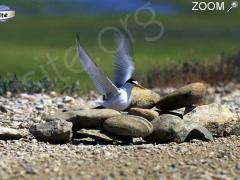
[76,33,144,111]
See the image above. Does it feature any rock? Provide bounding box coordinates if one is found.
[183,103,238,137]
[19,122,31,129]
[103,115,153,137]
[129,86,161,109]
[75,129,132,143]
[49,91,57,97]
[35,104,44,110]
[46,109,121,130]
[183,103,237,125]
[236,162,240,170]
[0,127,24,139]
[46,111,76,121]
[29,119,73,143]
[144,114,182,143]
[156,82,207,111]
[145,114,213,143]
[63,96,74,103]
[57,102,65,109]
[0,105,7,113]
[5,91,12,97]
[177,123,213,142]
[128,108,159,121]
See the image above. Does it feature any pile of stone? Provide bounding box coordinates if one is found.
[28,82,239,144]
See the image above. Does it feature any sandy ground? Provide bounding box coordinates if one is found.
[0,136,239,180]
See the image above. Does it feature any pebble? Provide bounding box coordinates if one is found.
[49,91,57,97]
[57,103,64,109]
[236,162,240,170]
[0,127,24,139]
[0,106,7,113]
[35,104,44,111]
[63,96,74,103]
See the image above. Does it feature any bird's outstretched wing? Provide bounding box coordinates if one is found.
[113,33,135,88]
[76,35,118,97]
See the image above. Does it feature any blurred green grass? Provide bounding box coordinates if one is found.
[0,11,239,91]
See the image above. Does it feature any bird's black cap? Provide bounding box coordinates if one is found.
[126,78,138,84]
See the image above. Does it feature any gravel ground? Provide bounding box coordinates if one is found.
[0,136,240,180]
[0,85,240,180]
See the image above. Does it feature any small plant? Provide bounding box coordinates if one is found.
[139,51,240,88]
[0,75,81,97]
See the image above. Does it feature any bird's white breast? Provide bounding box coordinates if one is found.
[102,84,133,111]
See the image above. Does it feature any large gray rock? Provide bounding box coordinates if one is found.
[156,82,207,111]
[30,119,73,143]
[128,108,159,121]
[145,114,213,143]
[129,86,161,109]
[76,129,132,143]
[46,109,121,130]
[103,115,153,137]
[183,103,238,137]
[0,127,24,139]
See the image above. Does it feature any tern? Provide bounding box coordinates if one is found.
[76,33,144,111]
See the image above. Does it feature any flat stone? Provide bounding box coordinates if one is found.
[46,109,121,130]
[183,103,238,137]
[103,115,153,137]
[75,129,132,143]
[128,108,159,121]
[145,114,213,143]
[29,119,73,143]
[156,82,207,111]
[0,127,23,139]
[129,86,161,109]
